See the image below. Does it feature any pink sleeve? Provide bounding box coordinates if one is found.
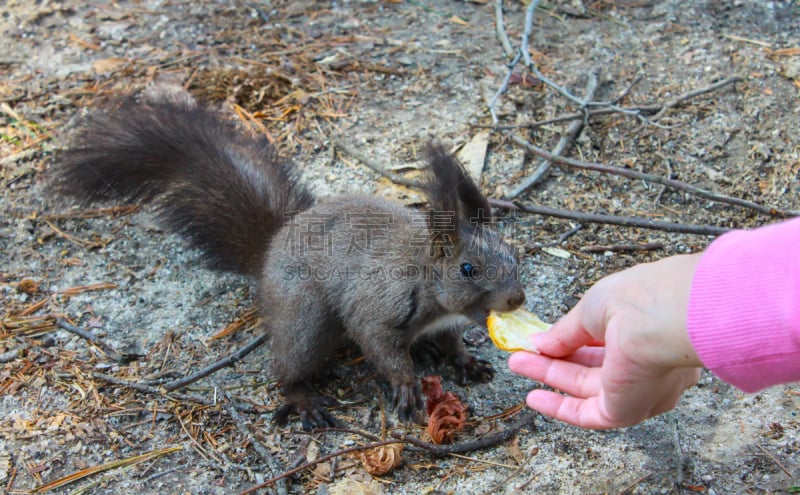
[687,217,800,393]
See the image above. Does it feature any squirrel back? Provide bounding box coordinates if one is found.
[52,86,314,276]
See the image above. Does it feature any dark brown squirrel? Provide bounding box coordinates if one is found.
[51,85,526,430]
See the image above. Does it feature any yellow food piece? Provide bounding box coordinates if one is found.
[487,308,552,352]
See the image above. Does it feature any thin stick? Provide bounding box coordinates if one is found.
[650,76,743,121]
[91,372,258,413]
[510,135,799,218]
[163,334,267,392]
[237,439,407,495]
[755,444,793,478]
[331,137,422,188]
[494,0,514,58]
[219,390,288,495]
[479,76,741,130]
[488,51,522,124]
[617,472,652,495]
[55,318,121,358]
[579,242,664,253]
[506,70,600,198]
[489,199,730,236]
[390,411,537,457]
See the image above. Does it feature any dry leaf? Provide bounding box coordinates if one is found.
[17,278,39,294]
[448,15,470,26]
[421,376,466,444]
[357,443,403,475]
[456,131,489,184]
[92,57,128,74]
[329,478,384,495]
[541,246,571,259]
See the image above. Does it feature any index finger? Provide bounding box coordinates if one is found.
[532,301,596,358]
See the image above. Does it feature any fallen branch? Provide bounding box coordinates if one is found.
[650,76,743,121]
[506,70,601,199]
[489,199,730,236]
[91,372,258,413]
[579,242,664,253]
[238,439,407,495]
[163,334,267,392]
[509,135,799,218]
[55,318,121,359]
[525,224,583,251]
[493,0,514,58]
[390,410,537,457]
[481,76,742,131]
[331,136,422,188]
[219,390,288,495]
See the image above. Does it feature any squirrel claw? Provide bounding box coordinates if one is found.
[391,382,423,423]
[454,357,495,385]
[273,395,340,431]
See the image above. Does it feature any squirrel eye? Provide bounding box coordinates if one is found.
[460,262,478,278]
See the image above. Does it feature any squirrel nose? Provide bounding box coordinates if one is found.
[508,290,525,309]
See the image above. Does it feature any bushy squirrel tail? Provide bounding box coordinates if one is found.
[51,86,315,276]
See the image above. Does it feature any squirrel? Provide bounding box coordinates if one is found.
[51,86,526,430]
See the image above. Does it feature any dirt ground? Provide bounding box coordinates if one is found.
[2,0,799,494]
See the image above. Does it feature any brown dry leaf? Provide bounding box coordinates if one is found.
[357,443,403,475]
[17,278,39,295]
[421,375,467,444]
[92,57,128,74]
[329,478,384,495]
[456,130,489,185]
[448,15,470,26]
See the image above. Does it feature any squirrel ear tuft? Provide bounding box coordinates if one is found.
[422,143,491,229]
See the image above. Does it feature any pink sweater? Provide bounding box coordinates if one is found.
[688,217,800,392]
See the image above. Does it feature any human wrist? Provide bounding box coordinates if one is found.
[614,253,704,370]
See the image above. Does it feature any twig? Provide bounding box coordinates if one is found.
[494,0,514,58]
[478,76,742,131]
[525,224,582,251]
[520,0,591,107]
[219,390,287,495]
[238,439,407,495]
[489,199,730,236]
[163,334,267,392]
[390,410,537,457]
[0,342,28,363]
[480,446,539,495]
[331,137,422,188]
[488,51,522,124]
[579,242,664,253]
[617,472,652,495]
[509,135,799,218]
[755,444,793,478]
[55,318,121,358]
[650,76,743,121]
[506,70,601,198]
[91,372,258,413]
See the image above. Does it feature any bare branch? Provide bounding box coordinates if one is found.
[509,135,798,218]
[506,70,601,199]
[489,199,730,236]
[163,334,267,392]
[331,136,422,188]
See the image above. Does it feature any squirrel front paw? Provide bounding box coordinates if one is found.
[391,382,424,423]
[453,357,495,385]
[273,394,340,431]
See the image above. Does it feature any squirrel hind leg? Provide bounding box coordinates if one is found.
[273,383,340,431]
[265,299,345,430]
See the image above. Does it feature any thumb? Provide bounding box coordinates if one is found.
[532,302,596,357]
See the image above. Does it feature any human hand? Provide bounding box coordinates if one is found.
[508,254,705,429]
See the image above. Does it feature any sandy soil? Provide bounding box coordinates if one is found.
[1,1,799,494]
